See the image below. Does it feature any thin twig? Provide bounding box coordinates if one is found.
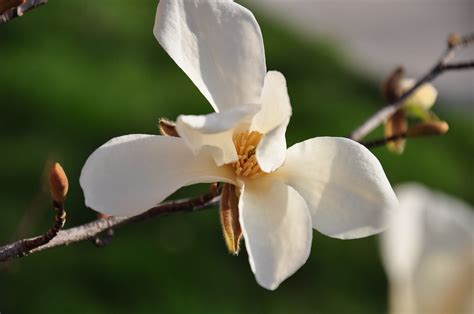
[0,0,47,24]
[350,33,474,141]
[0,185,219,262]
[362,133,408,149]
[22,200,66,251]
[441,61,474,71]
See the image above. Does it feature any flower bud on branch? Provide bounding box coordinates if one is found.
[382,66,404,103]
[49,163,68,203]
[362,121,450,149]
[382,67,407,154]
[406,121,449,137]
[447,33,462,48]
[381,66,440,154]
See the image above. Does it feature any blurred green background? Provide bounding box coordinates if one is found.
[0,1,472,313]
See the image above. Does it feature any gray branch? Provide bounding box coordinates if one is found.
[0,191,220,262]
[0,0,47,24]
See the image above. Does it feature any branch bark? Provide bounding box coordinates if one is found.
[350,33,474,141]
[0,0,47,24]
[0,185,219,262]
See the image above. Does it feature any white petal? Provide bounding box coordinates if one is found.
[400,78,438,110]
[251,71,292,134]
[80,135,235,217]
[240,179,312,290]
[256,118,289,173]
[278,137,398,239]
[176,105,258,166]
[250,71,292,172]
[381,184,474,314]
[154,0,266,112]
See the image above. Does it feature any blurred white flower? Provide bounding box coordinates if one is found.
[381,184,474,314]
[80,0,397,290]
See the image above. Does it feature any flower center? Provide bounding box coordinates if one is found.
[230,131,264,179]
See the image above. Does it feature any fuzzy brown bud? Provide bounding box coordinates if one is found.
[158,118,180,137]
[382,66,404,103]
[407,121,449,137]
[447,33,462,48]
[49,163,69,203]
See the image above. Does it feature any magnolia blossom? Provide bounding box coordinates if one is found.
[80,0,397,290]
[381,184,474,314]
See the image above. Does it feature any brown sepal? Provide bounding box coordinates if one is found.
[384,109,408,154]
[158,118,180,137]
[382,66,404,103]
[219,183,242,255]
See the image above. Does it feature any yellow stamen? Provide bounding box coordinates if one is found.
[229,131,264,179]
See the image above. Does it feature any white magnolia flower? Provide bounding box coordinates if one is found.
[381,184,474,314]
[80,0,397,290]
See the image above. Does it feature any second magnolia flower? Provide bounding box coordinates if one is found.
[80,0,398,290]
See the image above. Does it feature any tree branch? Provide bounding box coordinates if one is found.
[350,33,474,141]
[441,60,474,71]
[0,0,47,24]
[0,184,219,262]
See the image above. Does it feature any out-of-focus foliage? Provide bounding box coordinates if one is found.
[0,1,472,313]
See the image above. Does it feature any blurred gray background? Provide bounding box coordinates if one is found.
[251,0,474,111]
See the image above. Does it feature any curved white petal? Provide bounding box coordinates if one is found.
[154,0,266,112]
[256,118,289,173]
[251,71,292,133]
[80,135,235,217]
[278,137,398,239]
[176,105,258,166]
[381,184,474,314]
[251,71,292,172]
[240,179,312,290]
